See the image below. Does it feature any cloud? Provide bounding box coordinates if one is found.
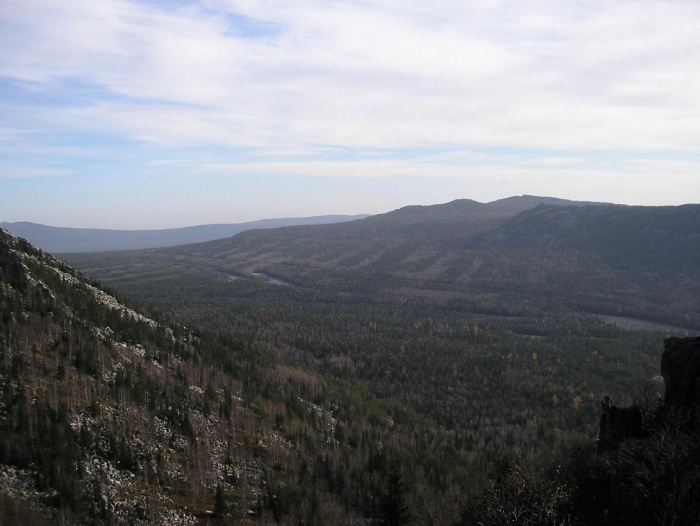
[2,0,700,226]
[2,0,700,153]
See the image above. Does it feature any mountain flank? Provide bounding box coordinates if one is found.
[1,227,416,524]
[471,203,700,272]
[65,197,700,330]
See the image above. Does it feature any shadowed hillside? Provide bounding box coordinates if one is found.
[472,203,700,273]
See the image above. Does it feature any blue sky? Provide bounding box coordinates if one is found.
[1,0,700,229]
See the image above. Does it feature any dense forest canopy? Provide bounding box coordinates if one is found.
[2,198,700,524]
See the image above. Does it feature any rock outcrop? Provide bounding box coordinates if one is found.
[598,396,643,451]
[662,336,700,429]
[593,336,700,524]
[599,336,700,450]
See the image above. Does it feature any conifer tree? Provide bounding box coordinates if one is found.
[379,456,410,526]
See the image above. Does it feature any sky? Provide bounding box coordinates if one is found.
[1,0,700,229]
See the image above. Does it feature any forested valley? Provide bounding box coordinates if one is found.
[2,197,700,524]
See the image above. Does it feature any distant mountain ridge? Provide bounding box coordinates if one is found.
[1,196,597,254]
[64,195,700,330]
[0,215,368,253]
[361,195,596,224]
[486,194,604,214]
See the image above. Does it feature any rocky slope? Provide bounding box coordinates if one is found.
[0,228,361,525]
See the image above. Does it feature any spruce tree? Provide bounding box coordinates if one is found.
[379,456,410,526]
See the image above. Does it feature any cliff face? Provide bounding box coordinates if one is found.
[662,336,700,429]
[591,337,700,525]
[599,398,643,451]
[600,336,700,451]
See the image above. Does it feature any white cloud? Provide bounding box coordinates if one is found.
[2,0,700,225]
[2,0,700,153]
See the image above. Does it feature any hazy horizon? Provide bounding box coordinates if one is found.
[2,1,699,229]
[5,194,700,232]
[0,212,370,231]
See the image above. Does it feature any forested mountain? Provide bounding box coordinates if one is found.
[5,196,700,524]
[472,203,700,272]
[0,215,367,253]
[66,198,700,330]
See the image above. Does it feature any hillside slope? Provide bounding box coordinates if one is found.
[1,227,277,523]
[473,203,700,272]
[0,228,424,525]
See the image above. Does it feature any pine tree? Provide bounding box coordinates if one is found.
[378,456,410,526]
[214,483,226,516]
